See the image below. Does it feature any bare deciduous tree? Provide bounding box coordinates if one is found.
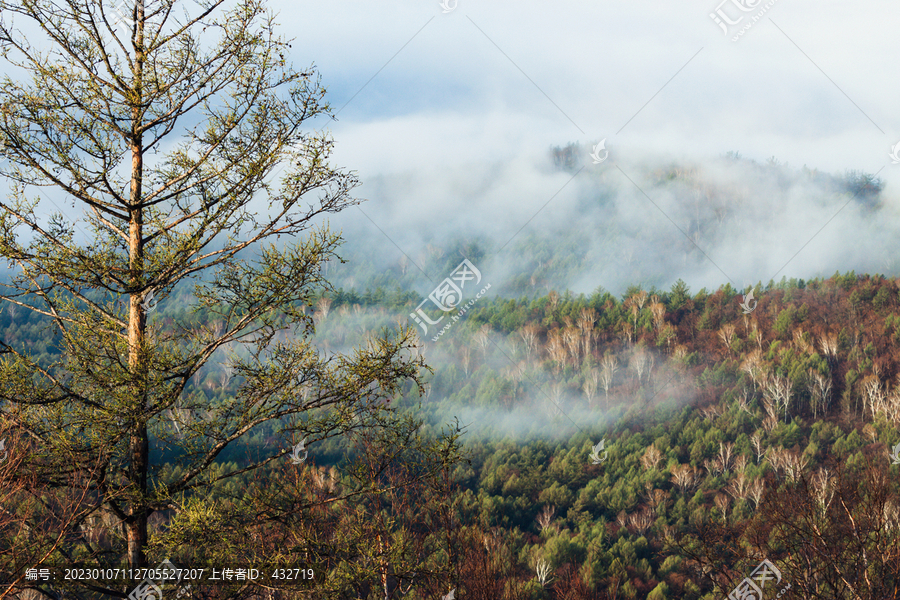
[718,323,736,351]
[671,464,700,495]
[641,445,664,471]
[751,323,764,350]
[627,507,654,536]
[726,472,751,504]
[718,441,735,473]
[714,493,730,522]
[519,323,540,362]
[599,354,618,406]
[315,295,333,322]
[808,368,833,419]
[747,477,765,508]
[583,368,599,408]
[474,323,492,361]
[577,307,597,356]
[862,374,888,421]
[736,387,753,415]
[460,344,473,377]
[750,433,767,464]
[762,372,793,421]
[649,302,666,332]
[547,330,567,373]
[536,504,556,533]
[630,347,652,383]
[548,383,565,420]
[535,557,554,587]
[740,349,765,393]
[647,488,669,517]
[563,326,581,364]
[548,290,560,312]
[819,331,839,368]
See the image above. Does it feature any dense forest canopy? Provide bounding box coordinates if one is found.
[3,261,899,598]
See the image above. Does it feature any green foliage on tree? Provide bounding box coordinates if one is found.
[0,0,463,597]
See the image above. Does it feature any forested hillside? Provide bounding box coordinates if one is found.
[4,270,899,598]
[320,270,900,598]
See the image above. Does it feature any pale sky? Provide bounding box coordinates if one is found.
[281,1,899,175]
[6,0,900,293]
[269,0,900,294]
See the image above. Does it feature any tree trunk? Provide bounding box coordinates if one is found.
[126,208,149,570]
[126,1,148,569]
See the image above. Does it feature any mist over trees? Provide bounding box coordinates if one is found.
[0,0,898,599]
[314,148,897,304]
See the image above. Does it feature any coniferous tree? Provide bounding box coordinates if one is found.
[0,1,461,597]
